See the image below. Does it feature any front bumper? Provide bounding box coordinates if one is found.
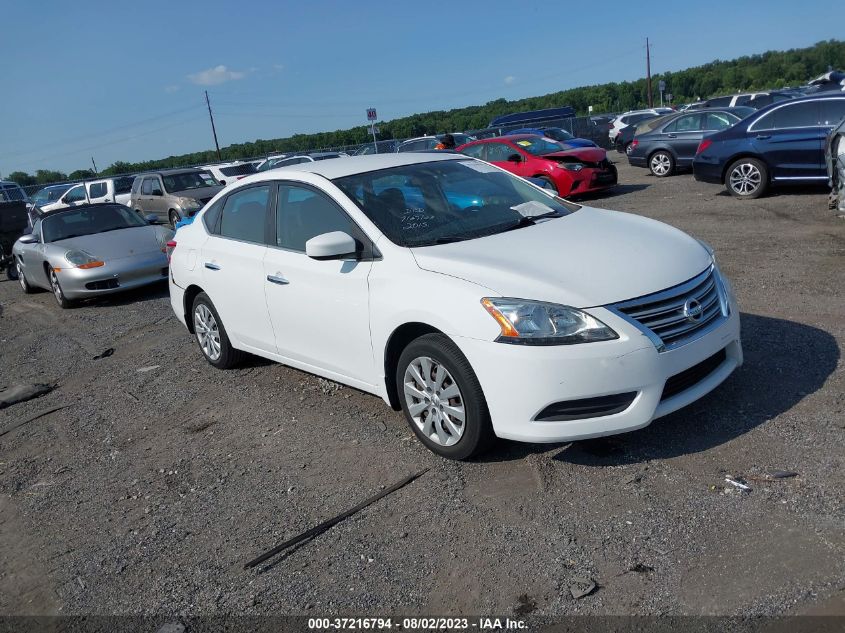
[452,301,742,443]
[56,251,169,299]
[564,165,617,196]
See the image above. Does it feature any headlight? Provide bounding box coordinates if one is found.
[481,298,618,345]
[65,249,104,269]
[179,197,201,209]
[559,163,584,171]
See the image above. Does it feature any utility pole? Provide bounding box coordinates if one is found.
[646,38,653,108]
[205,90,222,161]
[91,157,98,176]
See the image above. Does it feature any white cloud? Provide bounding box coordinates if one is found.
[187,65,246,86]
[504,75,516,85]
[164,85,181,93]
[273,63,285,71]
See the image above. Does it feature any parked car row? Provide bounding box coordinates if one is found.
[623,93,845,199]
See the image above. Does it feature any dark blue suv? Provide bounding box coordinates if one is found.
[693,94,845,198]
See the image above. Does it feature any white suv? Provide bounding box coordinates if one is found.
[168,153,742,460]
[609,108,674,143]
[202,162,258,186]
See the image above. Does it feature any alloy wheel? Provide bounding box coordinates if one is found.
[729,162,762,196]
[403,356,465,447]
[16,260,26,291]
[650,153,671,176]
[50,270,63,303]
[194,304,221,361]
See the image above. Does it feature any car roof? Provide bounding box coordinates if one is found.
[38,202,129,218]
[751,91,845,115]
[139,167,208,176]
[243,153,467,180]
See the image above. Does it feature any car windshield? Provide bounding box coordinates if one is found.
[42,205,147,242]
[510,137,567,156]
[542,128,574,141]
[333,159,579,248]
[162,171,218,192]
[32,185,70,205]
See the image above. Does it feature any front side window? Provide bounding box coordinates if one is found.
[485,142,519,162]
[65,185,87,203]
[141,178,153,195]
[219,185,270,243]
[459,144,486,159]
[820,99,845,126]
[275,184,360,252]
[333,160,578,248]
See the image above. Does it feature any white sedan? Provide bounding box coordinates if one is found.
[168,153,742,459]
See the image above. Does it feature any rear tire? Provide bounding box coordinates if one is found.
[726,157,768,199]
[649,151,675,177]
[191,292,245,369]
[396,333,494,460]
[535,175,559,195]
[169,210,180,228]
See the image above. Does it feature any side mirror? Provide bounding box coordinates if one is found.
[18,233,39,245]
[145,214,159,224]
[60,196,69,204]
[507,153,522,163]
[305,231,357,260]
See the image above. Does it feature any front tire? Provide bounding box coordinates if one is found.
[169,210,181,228]
[16,259,34,292]
[191,292,244,369]
[49,268,73,308]
[649,151,675,177]
[726,157,768,199]
[396,333,493,460]
[535,175,559,195]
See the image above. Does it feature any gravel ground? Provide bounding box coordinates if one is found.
[0,160,843,619]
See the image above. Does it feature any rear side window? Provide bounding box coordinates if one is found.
[460,144,486,159]
[202,199,224,234]
[704,112,736,130]
[114,177,134,194]
[275,184,360,252]
[664,114,702,132]
[820,99,845,126]
[219,185,270,243]
[757,102,820,130]
[88,182,107,198]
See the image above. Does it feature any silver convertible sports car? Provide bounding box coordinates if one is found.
[13,203,174,308]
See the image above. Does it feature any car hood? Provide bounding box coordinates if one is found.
[50,226,167,259]
[169,185,223,201]
[410,207,711,308]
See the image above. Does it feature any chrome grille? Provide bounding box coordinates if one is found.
[609,266,727,351]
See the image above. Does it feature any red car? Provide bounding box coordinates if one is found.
[457,134,617,197]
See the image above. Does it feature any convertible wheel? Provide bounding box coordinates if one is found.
[49,268,73,308]
[396,333,493,460]
[649,151,674,177]
[192,292,244,369]
[169,210,180,228]
[726,158,768,199]
[16,259,34,293]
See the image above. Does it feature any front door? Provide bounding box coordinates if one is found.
[199,184,277,353]
[750,101,824,180]
[263,182,375,385]
[486,141,528,177]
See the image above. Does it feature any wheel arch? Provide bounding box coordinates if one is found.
[182,284,205,333]
[721,152,769,184]
[383,322,445,410]
[648,145,678,162]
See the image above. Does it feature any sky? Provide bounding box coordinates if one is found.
[1,0,841,177]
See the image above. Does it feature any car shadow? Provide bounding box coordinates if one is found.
[715,184,830,198]
[476,313,839,465]
[578,184,650,201]
[81,280,170,308]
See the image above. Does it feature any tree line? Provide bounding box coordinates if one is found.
[7,39,844,186]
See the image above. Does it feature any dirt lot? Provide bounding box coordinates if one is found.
[0,160,843,619]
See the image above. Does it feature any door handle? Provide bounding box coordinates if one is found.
[755,134,771,140]
[204,262,221,271]
[266,274,289,285]
[667,133,677,138]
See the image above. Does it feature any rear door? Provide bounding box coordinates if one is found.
[750,101,824,180]
[661,113,704,164]
[86,181,111,204]
[199,183,277,353]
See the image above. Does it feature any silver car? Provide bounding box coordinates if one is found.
[12,203,173,308]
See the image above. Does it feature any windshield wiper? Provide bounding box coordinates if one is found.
[502,211,562,232]
[432,236,469,244]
